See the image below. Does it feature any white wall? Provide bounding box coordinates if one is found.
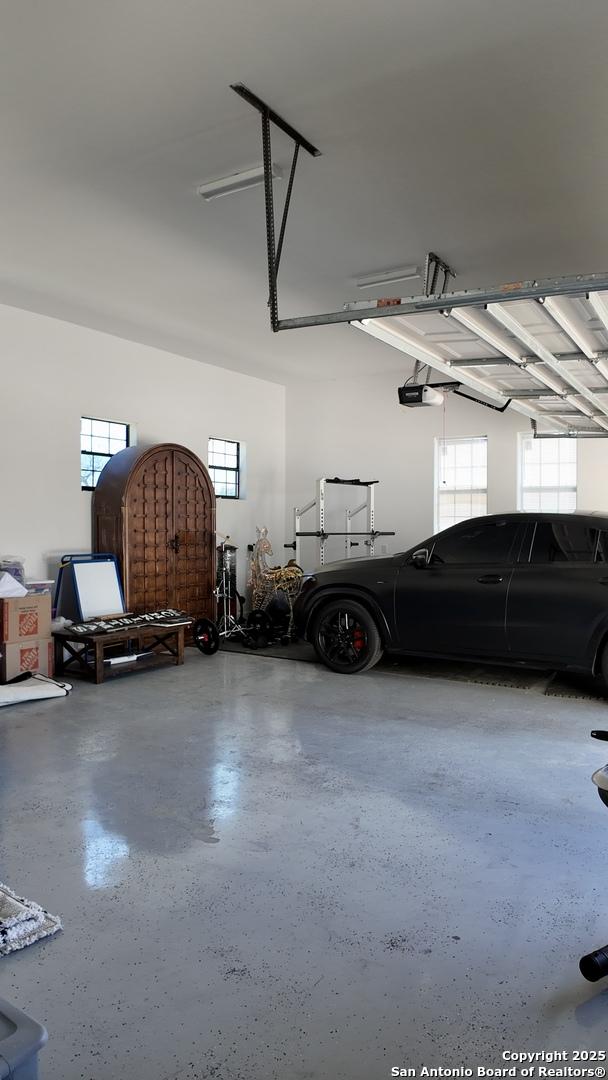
[0,304,285,589]
[285,370,608,572]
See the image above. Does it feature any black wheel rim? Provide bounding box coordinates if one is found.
[317,609,369,667]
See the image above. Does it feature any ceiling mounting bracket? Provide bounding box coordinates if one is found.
[231,83,321,332]
[424,252,456,296]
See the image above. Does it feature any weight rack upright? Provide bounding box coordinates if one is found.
[285,477,395,566]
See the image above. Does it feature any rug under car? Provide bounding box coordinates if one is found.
[221,639,608,701]
[0,883,62,956]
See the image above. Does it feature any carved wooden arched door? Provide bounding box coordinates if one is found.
[93,443,216,620]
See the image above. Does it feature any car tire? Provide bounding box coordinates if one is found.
[311,598,383,674]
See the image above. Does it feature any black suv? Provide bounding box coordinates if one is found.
[294,512,608,678]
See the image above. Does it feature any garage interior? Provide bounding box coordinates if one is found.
[3,2,608,1078]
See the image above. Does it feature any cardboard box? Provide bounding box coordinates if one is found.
[0,595,52,643]
[0,638,54,683]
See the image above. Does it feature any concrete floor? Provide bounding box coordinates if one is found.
[1,652,608,1080]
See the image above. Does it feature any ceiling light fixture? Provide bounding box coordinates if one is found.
[196,163,282,201]
[355,266,420,290]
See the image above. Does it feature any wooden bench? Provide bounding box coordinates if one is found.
[53,623,186,684]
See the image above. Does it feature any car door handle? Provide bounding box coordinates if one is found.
[600,577,608,587]
[477,574,504,584]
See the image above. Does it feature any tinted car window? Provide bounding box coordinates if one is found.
[530,522,598,563]
[597,531,608,563]
[431,521,520,565]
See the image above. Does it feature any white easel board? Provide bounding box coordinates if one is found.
[73,560,125,619]
[55,556,127,622]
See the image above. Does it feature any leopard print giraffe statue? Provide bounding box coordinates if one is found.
[248,526,304,636]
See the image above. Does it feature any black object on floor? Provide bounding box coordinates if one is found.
[192,617,220,655]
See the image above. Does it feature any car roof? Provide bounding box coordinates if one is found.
[447,511,608,529]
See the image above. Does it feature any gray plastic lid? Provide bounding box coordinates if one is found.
[0,997,47,1079]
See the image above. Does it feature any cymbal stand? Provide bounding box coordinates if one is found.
[215,541,249,641]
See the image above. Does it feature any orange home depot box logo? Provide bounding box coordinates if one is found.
[19,610,39,637]
[19,645,40,672]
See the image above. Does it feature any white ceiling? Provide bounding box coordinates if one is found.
[2,0,608,383]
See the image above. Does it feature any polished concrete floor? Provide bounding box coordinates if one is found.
[1,651,608,1080]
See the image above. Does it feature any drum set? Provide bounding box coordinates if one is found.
[192,532,272,655]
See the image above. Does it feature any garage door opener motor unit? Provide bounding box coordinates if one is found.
[398,384,445,407]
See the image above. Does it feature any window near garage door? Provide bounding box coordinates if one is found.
[435,436,487,532]
[519,435,577,512]
[208,438,240,499]
[431,519,520,565]
[81,417,129,490]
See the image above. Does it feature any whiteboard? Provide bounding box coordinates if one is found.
[73,560,125,619]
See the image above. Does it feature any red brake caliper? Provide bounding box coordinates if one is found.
[352,627,365,652]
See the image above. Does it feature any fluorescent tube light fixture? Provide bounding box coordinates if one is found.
[355,266,420,290]
[197,163,282,201]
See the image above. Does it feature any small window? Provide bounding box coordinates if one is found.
[208,438,240,499]
[431,520,520,566]
[519,435,577,512]
[81,417,129,490]
[435,437,487,532]
[530,521,598,564]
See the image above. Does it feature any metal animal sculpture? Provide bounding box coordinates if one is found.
[248,526,303,634]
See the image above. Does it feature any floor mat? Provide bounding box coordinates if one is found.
[545,672,608,702]
[380,654,549,690]
[221,639,607,701]
[0,882,62,956]
[222,639,314,663]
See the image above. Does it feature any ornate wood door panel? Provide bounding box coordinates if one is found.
[93,443,216,619]
[127,447,174,614]
[173,449,215,621]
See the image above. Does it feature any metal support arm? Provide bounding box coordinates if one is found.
[231,83,320,332]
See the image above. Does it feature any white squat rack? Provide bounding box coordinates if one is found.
[286,477,395,566]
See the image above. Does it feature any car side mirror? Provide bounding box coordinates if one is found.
[411,548,430,569]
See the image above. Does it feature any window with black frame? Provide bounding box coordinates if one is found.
[208,438,240,499]
[81,417,129,490]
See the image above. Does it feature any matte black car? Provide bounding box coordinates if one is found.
[294,512,608,679]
